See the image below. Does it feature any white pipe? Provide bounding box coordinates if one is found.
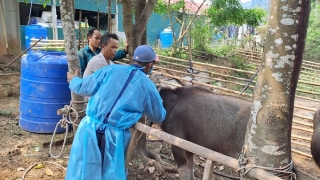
[52,0,58,39]
[28,0,33,25]
[115,0,118,32]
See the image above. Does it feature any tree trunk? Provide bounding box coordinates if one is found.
[122,0,156,63]
[141,29,147,45]
[121,0,157,165]
[60,0,86,133]
[243,0,311,177]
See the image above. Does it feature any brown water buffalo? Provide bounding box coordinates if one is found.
[311,108,320,167]
[159,86,252,180]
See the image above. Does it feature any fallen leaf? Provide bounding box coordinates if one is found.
[148,167,155,174]
[219,165,225,171]
[17,167,25,171]
[34,164,45,169]
[46,168,54,176]
[194,160,201,166]
[138,164,144,170]
[34,147,41,152]
[200,163,206,168]
[147,159,156,166]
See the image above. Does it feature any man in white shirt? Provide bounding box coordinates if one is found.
[83,33,119,77]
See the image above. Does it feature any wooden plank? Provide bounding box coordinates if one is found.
[291,134,311,141]
[293,113,313,120]
[292,149,312,158]
[292,125,313,133]
[158,55,257,75]
[155,66,255,89]
[202,159,213,180]
[294,104,317,112]
[292,119,313,128]
[291,140,311,148]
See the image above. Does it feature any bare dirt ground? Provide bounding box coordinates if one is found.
[0,73,320,180]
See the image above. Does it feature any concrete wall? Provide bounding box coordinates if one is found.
[0,0,21,61]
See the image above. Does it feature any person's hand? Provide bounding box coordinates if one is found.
[124,42,129,53]
[67,69,79,83]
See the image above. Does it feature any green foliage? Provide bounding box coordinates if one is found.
[0,108,14,117]
[207,0,244,26]
[155,48,172,56]
[243,8,267,26]
[208,43,235,57]
[191,17,216,50]
[40,0,51,8]
[304,3,320,62]
[19,0,51,7]
[154,0,185,14]
[207,0,267,27]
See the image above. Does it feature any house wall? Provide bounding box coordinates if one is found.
[19,0,117,13]
[0,0,21,59]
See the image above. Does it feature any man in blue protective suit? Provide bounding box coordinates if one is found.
[65,45,166,180]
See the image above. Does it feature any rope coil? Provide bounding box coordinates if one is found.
[237,160,296,180]
[49,102,86,158]
[237,147,297,180]
[238,147,247,178]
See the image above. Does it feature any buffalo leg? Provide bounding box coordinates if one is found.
[172,145,195,180]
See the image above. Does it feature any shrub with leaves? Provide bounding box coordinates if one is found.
[304,2,320,62]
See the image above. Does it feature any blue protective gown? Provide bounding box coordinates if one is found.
[65,64,166,180]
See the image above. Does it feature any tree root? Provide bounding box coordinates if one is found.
[137,149,178,174]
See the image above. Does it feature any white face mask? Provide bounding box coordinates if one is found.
[147,67,154,75]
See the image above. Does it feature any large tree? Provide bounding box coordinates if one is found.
[122,0,157,63]
[60,0,86,133]
[121,0,176,173]
[242,0,311,178]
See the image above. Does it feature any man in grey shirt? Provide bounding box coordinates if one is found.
[83,33,119,77]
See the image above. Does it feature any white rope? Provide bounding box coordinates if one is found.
[237,160,296,180]
[49,104,83,158]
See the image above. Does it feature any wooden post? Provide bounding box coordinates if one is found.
[125,128,139,167]
[202,160,213,180]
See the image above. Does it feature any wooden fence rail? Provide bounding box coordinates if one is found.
[157,55,320,91]
[132,122,282,180]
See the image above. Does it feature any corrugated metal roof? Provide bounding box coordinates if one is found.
[19,0,117,13]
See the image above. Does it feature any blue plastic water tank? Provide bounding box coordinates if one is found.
[159,28,173,48]
[25,25,48,50]
[19,51,71,133]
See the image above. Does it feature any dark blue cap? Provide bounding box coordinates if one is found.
[133,45,156,63]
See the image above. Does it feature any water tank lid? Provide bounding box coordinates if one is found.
[163,27,172,32]
[26,51,67,64]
